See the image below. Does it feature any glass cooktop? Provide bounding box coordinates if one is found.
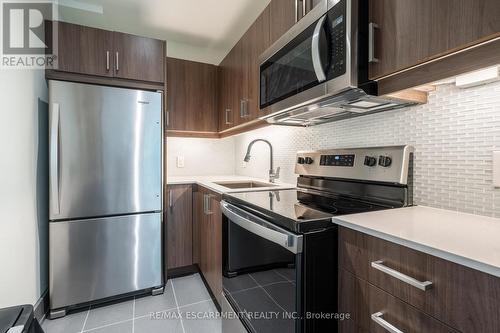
[223,189,391,233]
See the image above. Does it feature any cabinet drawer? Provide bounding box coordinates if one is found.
[339,269,458,333]
[339,226,500,332]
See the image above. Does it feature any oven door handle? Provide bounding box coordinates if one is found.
[221,201,303,254]
[311,14,327,82]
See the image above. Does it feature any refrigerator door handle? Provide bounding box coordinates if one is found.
[50,103,60,215]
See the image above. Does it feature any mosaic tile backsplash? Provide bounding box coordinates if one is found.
[233,82,500,217]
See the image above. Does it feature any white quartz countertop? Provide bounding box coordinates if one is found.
[167,175,296,194]
[333,206,500,278]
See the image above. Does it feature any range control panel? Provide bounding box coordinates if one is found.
[295,146,414,185]
[320,154,355,167]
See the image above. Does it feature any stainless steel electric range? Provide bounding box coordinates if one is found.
[220,145,414,333]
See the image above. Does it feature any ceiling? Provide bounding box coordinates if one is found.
[56,0,271,64]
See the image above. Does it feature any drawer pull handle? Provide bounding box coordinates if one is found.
[371,312,404,333]
[371,260,433,291]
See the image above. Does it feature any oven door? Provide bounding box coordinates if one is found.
[221,201,303,333]
[259,0,348,113]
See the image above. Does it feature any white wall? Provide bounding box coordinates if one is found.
[234,81,500,217]
[0,69,48,307]
[166,137,236,176]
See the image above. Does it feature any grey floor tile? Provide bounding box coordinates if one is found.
[172,273,212,306]
[42,309,88,333]
[223,274,258,293]
[84,320,132,333]
[231,287,294,333]
[134,311,184,333]
[250,269,287,286]
[180,300,221,333]
[273,268,296,283]
[263,282,295,313]
[84,300,134,331]
[135,280,177,317]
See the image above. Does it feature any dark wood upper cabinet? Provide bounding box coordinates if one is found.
[50,21,165,84]
[166,57,218,133]
[113,32,165,83]
[218,59,234,132]
[53,22,113,77]
[245,5,271,120]
[269,0,297,45]
[369,0,500,79]
[165,185,193,270]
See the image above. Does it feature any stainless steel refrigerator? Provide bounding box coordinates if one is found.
[48,80,163,318]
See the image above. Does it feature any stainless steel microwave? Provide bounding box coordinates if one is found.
[259,0,416,126]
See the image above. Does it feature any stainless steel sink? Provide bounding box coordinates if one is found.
[214,181,277,189]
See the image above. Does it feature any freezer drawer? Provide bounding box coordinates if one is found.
[49,213,162,310]
[49,80,162,220]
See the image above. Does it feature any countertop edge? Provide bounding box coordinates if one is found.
[333,218,500,278]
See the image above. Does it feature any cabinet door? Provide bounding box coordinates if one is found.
[166,58,218,132]
[369,0,500,79]
[246,5,271,120]
[269,0,297,44]
[218,62,234,131]
[54,21,113,77]
[192,190,203,265]
[166,185,193,270]
[198,189,222,303]
[207,194,222,302]
[339,269,459,333]
[113,32,165,83]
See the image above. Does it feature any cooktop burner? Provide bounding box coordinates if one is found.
[223,189,392,233]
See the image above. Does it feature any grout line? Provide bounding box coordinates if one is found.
[82,318,134,333]
[273,269,295,283]
[170,279,186,333]
[248,274,288,313]
[225,280,291,296]
[132,296,136,333]
[80,306,91,333]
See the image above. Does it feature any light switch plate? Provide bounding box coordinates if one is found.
[493,151,500,187]
[177,156,185,168]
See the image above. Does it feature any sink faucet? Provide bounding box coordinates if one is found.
[243,139,280,183]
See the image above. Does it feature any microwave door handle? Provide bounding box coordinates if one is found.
[221,201,303,254]
[311,14,327,82]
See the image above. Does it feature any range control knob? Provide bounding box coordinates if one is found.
[364,156,377,167]
[304,157,314,165]
[378,156,392,167]
[297,157,305,164]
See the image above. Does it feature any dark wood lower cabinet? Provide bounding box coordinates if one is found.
[339,226,500,332]
[165,185,193,270]
[195,187,222,304]
[339,269,458,333]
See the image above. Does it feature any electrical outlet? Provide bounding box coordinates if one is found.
[177,156,185,168]
[242,161,247,169]
[494,151,500,187]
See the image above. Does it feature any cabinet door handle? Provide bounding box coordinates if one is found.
[166,111,170,127]
[225,109,232,125]
[371,312,404,333]
[203,194,213,215]
[115,51,120,71]
[168,189,173,210]
[302,0,306,18]
[371,260,433,291]
[240,99,245,118]
[106,51,110,71]
[369,22,379,63]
